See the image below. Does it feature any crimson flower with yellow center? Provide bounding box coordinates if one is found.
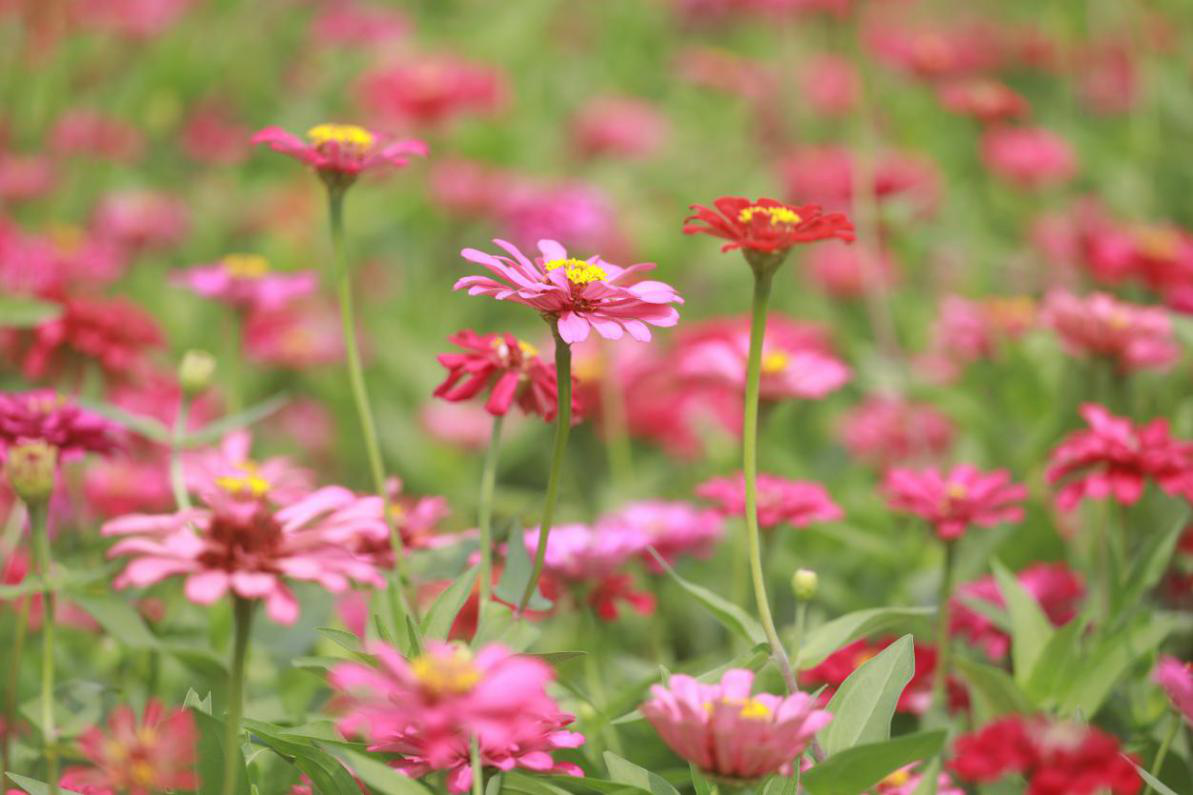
[683,196,855,266]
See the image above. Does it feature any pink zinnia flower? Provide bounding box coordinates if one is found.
[84,457,173,518]
[799,54,858,117]
[951,563,1085,660]
[91,189,189,254]
[309,2,410,48]
[697,472,842,530]
[50,109,144,163]
[570,96,669,160]
[523,522,655,620]
[938,79,1030,124]
[0,390,117,458]
[180,101,250,166]
[244,299,344,368]
[59,700,197,795]
[1154,656,1193,725]
[884,465,1027,539]
[252,123,427,186]
[455,239,683,344]
[173,253,317,313]
[875,765,964,795]
[495,182,624,256]
[778,147,940,216]
[1046,403,1193,511]
[434,330,577,421]
[683,196,855,257]
[642,669,831,781]
[1041,290,1179,372]
[839,397,954,469]
[103,485,387,624]
[599,499,724,570]
[981,126,1077,188]
[183,431,314,506]
[357,55,506,128]
[805,242,896,299]
[330,642,583,792]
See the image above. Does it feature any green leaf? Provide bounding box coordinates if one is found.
[1132,761,1180,795]
[180,393,290,447]
[6,773,51,795]
[190,703,250,795]
[472,601,541,652]
[820,635,914,756]
[992,561,1054,686]
[604,751,682,795]
[486,773,504,795]
[74,593,160,649]
[1116,510,1189,614]
[796,607,935,669]
[502,772,581,795]
[953,657,1034,725]
[646,548,765,645]
[245,721,361,794]
[0,295,61,328]
[0,561,121,600]
[75,398,171,444]
[494,520,554,611]
[1022,617,1088,706]
[801,730,947,795]
[531,650,587,666]
[689,764,713,795]
[421,564,479,639]
[911,758,941,795]
[341,750,434,794]
[761,774,798,795]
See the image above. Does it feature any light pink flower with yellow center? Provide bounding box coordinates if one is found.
[173,253,317,313]
[251,123,427,187]
[59,700,197,795]
[183,430,314,507]
[642,669,831,782]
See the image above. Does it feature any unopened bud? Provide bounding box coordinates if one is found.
[5,441,58,504]
[179,350,216,397]
[791,568,818,601]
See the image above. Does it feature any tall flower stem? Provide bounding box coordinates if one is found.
[169,395,193,511]
[1,581,29,787]
[28,501,57,794]
[221,596,254,795]
[517,321,572,615]
[476,414,505,634]
[931,540,957,710]
[470,735,485,795]
[326,188,419,627]
[1145,713,1181,795]
[743,269,797,693]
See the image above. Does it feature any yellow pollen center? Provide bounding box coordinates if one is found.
[881,769,912,788]
[410,649,482,696]
[215,461,271,498]
[1107,310,1130,330]
[518,340,539,358]
[761,351,790,374]
[545,257,608,285]
[130,761,157,788]
[945,482,967,500]
[49,223,84,253]
[704,696,773,720]
[738,206,802,225]
[221,253,270,279]
[306,123,375,149]
[1134,226,1180,259]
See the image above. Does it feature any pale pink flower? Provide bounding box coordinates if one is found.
[799,54,858,117]
[84,457,173,519]
[0,153,55,203]
[310,2,409,48]
[697,472,842,530]
[183,431,314,506]
[103,485,387,624]
[1154,656,1193,726]
[884,465,1027,540]
[523,522,648,582]
[50,110,144,163]
[173,254,317,312]
[180,101,251,165]
[496,183,624,255]
[839,397,954,469]
[59,700,197,795]
[91,189,189,253]
[72,0,194,39]
[805,241,896,299]
[252,124,427,182]
[1041,290,1179,372]
[570,97,669,160]
[600,500,724,570]
[420,402,495,450]
[642,669,831,781]
[455,239,683,344]
[244,299,344,368]
[981,126,1077,188]
[330,642,583,792]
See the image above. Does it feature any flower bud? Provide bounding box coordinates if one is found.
[5,441,58,504]
[791,568,818,601]
[178,349,216,397]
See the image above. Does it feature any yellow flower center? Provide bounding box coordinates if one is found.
[704,697,773,720]
[945,482,968,500]
[130,761,157,789]
[215,461,271,498]
[545,257,608,285]
[490,337,539,360]
[1107,309,1130,330]
[410,648,482,696]
[49,223,84,253]
[221,253,270,280]
[761,351,789,374]
[1134,225,1180,260]
[306,123,375,149]
[738,205,802,225]
[881,769,912,788]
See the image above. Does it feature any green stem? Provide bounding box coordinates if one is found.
[1144,713,1181,795]
[932,540,957,710]
[791,601,809,671]
[743,270,797,693]
[517,321,572,615]
[170,395,192,511]
[326,188,420,628]
[28,501,57,794]
[476,414,505,635]
[470,735,485,795]
[221,597,254,795]
[1,581,29,786]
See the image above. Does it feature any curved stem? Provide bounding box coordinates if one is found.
[221,597,254,795]
[1144,713,1181,795]
[476,414,505,635]
[29,502,57,794]
[932,540,957,710]
[743,270,796,693]
[169,395,192,511]
[326,188,420,628]
[517,321,572,615]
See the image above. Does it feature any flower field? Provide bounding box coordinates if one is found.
[3,0,1193,793]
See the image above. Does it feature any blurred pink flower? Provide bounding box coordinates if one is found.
[1041,290,1179,372]
[420,402,495,450]
[72,0,195,38]
[1154,656,1193,725]
[865,19,1006,80]
[50,110,144,162]
[600,499,724,570]
[84,457,173,518]
[309,2,410,48]
[839,397,954,469]
[938,79,1029,124]
[330,642,583,792]
[434,330,577,421]
[799,54,858,117]
[456,239,682,344]
[981,126,1076,188]
[778,146,940,215]
[244,299,344,368]
[1046,403,1193,511]
[805,241,896,298]
[934,295,1035,364]
[496,182,624,256]
[180,102,251,165]
[951,562,1085,659]
[173,254,317,313]
[875,765,964,795]
[252,124,427,184]
[570,96,669,160]
[103,485,388,624]
[884,465,1027,539]
[0,390,117,458]
[642,669,831,780]
[0,153,55,202]
[92,189,189,254]
[801,639,967,716]
[1076,39,1138,115]
[697,472,842,530]
[59,700,197,795]
[524,522,647,582]
[183,431,314,507]
[358,55,506,128]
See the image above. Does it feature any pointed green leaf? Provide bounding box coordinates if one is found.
[689,764,713,795]
[646,548,765,645]
[992,561,1054,686]
[603,751,682,795]
[821,635,914,756]
[6,773,51,795]
[421,564,479,639]
[75,398,171,444]
[802,730,947,795]
[180,393,289,447]
[494,520,554,611]
[1132,761,1180,795]
[0,295,61,328]
[953,657,1034,725]
[796,607,935,669]
[74,593,161,649]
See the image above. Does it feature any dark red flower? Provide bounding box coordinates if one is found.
[683,196,854,257]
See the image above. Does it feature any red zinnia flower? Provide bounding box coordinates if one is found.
[434,330,577,421]
[683,196,854,258]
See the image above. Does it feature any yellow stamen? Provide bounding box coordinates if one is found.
[130,761,157,788]
[945,482,967,500]
[761,351,789,374]
[518,340,539,358]
[704,697,773,720]
[881,769,912,788]
[545,257,608,285]
[306,123,375,149]
[221,253,270,280]
[738,205,802,225]
[215,461,271,498]
[1134,225,1180,260]
[410,647,482,696]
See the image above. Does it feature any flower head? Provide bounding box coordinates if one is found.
[883,465,1027,540]
[0,390,117,459]
[1154,656,1193,726]
[838,397,954,469]
[697,472,842,530]
[173,254,317,313]
[251,123,427,189]
[455,239,682,344]
[938,79,1030,124]
[59,700,197,795]
[683,196,854,267]
[1041,290,1179,372]
[642,669,831,781]
[981,126,1077,188]
[599,500,724,571]
[183,431,314,507]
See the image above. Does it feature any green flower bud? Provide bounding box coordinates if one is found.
[5,441,58,504]
[179,350,216,397]
[791,568,818,601]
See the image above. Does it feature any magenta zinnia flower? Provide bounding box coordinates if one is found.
[251,123,427,185]
[697,472,842,530]
[103,484,387,624]
[455,239,682,344]
[330,642,583,792]
[599,499,724,571]
[838,396,955,469]
[1041,290,1179,372]
[59,700,197,795]
[183,431,314,506]
[884,465,1027,539]
[1154,656,1193,726]
[0,390,117,458]
[1046,403,1193,511]
[434,329,578,421]
[642,669,831,782]
[173,253,317,313]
